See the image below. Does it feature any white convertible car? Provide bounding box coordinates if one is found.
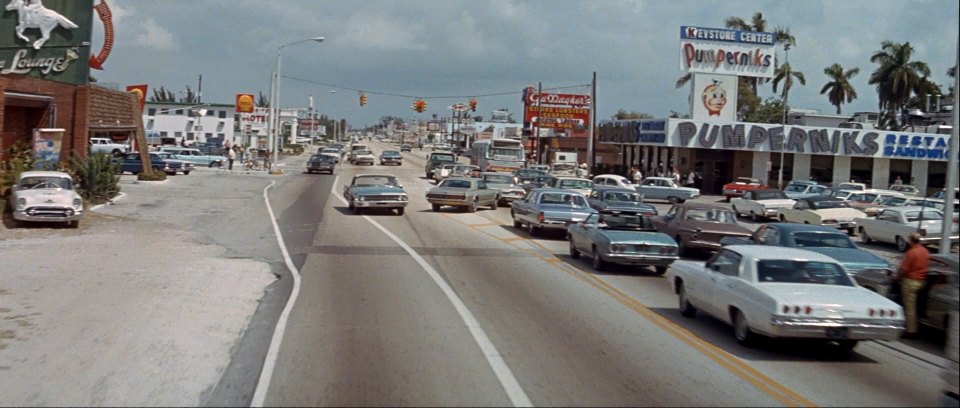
[9,171,84,228]
[777,196,865,235]
[669,245,903,350]
[730,189,796,221]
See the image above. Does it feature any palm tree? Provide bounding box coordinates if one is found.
[868,41,931,128]
[772,60,806,106]
[820,63,859,114]
[724,13,796,95]
[256,91,270,108]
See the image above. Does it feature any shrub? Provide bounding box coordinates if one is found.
[1,141,36,213]
[69,152,121,205]
[137,171,167,182]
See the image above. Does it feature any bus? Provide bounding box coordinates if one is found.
[470,138,525,172]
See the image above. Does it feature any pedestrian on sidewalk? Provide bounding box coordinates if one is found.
[898,232,929,339]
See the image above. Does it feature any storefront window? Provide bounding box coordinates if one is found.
[928,161,946,195]
[888,159,911,186]
[768,153,793,186]
[850,157,873,184]
[810,155,833,183]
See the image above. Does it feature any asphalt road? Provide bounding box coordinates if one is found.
[253,141,948,407]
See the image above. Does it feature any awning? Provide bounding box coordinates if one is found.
[3,91,54,108]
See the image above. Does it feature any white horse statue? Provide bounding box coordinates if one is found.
[5,0,79,50]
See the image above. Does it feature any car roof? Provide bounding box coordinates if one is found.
[677,202,731,210]
[724,245,838,263]
[593,187,637,193]
[645,177,672,181]
[594,174,627,179]
[354,173,395,179]
[800,196,841,203]
[889,206,940,213]
[19,170,72,179]
[750,189,785,194]
[531,188,586,195]
[768,223,850,234]
[555,176,590,181]
[481,171,512,176]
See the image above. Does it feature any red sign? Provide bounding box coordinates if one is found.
[524,91,591,107]
[524,105,590,129]
[126,84,147,111]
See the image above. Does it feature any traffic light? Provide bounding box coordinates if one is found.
[412,99,426,113]
[469,99,477,112]
[359,93,368,106]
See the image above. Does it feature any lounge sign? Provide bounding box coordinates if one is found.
[599,119,951,162]
[0,0,94,85]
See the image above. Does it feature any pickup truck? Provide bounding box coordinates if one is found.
[856,206,959,252]
[89,137,129,157]
[424,152,456,179]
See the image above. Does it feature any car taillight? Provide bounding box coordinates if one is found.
[782,305,813,315]
[537,212,544,223]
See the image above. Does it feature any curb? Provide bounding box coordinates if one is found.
[90,192,128,212]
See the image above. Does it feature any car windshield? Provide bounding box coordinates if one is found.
[600,213,655,231]
[439,179,473,189]
[441,164,457,170]
[483,174,515,184]
[20,176,72,190]
[539,192,587,207]
[811,200,850,209]
[850,193,878,203]
[785,185,809,193]
[382,151,401,157]
[558,179,593,190]
[356,150,372,155]
[904,210,943,222]
[684,208,737,224]
[321,149,338,154]
[790,232,856,249]
[735,178,758,184]
[756,260,854,286]
[602,191,641,202]
[353,176,398,187]
[754,190,788,200]
[155,153,174,159]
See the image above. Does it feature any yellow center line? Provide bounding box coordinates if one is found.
[448,215,818,407]
[467,223,500,228]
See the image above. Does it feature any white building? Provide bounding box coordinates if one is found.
[144,102,236,147]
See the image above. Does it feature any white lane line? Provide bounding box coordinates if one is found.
[331,178,533,407]
[251,179,306,407]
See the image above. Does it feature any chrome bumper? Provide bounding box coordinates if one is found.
[605,253,677,266]
[14,208,83,222]
[355,201,408,208]
[767,316,904,340]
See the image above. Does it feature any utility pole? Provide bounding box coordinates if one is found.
[588,71,597,176]
[197,74,202,104]
[535,81,542,165]
[940,39,959,254]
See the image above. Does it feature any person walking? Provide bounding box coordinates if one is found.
[225,145,235,171]
[632,166,643,184]
[898,232,930,339]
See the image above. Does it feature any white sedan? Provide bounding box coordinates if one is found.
[777,196,865,235]
[730,189,796,221]
[9,171,84,228]
[669,245,904,350]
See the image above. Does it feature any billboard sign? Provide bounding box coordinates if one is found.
[679,25,776,79]
[0,0,95,85]
[522,86,592,130]
[690,73,738,122]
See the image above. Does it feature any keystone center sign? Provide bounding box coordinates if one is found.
[679,25,777,79]
[0,0,95,85]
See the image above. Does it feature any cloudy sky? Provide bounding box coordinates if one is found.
[91,0,958,128]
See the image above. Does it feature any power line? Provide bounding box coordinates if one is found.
[280,75,590,100]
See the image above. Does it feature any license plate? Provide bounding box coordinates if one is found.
[826,327,849,339]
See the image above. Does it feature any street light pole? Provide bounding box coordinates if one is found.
[269,36,324,173]
[940,39,959,254]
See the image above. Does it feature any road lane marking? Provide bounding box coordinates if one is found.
[330,177,533,407]
[252,180,305,407]
[446,215,817,407]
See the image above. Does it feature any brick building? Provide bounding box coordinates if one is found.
[0,74,140,164]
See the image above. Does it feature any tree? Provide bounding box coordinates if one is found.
[256,91,270,108]
[180,86,198,104]
[771,60,806,116]
[742,97,786,124]
[820,63,859,114]
[611,110,653,120]
[724,13,795,96]
[148,86,177,102]
[868,40,931,129]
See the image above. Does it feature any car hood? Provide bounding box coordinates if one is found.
[800,247,889,270]
[756,199,796,207]
[602,201,657,212]
[486,182,523,190]
[812,208,865,219]
[685,221,752,235]
[760,283,900,309]
[350,186,404,194]
[16,188,79,204]
[599,230,676,245]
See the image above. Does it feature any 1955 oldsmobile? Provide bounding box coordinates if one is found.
[9,171,85,228]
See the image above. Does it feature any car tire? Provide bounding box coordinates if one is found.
[348,200,355,210]
[668,196,680,204]
[678,285,697,317]
[568,237,580,259]
[846,227,855,236]
[592,246,607,271]
[655,265,668,275]
[512,212,522,229]
[896,236,908,252]
[397,208,405,216]
[183,171,190,175]
[67,220,79,229]
[490,196,498,210]
[432,204,441,212]
[779,214,787,223]
[676,236,687,257]
[835,340,859,351]
[750,211,759,222]
[860,229,872,243]
[731,205,739,216]
[733,309,758,347]
[526,221,539,236]
[468,198,478,213]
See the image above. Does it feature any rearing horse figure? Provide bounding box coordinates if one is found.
[5,0,79,50]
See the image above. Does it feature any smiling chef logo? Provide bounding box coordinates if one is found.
[701,79,727,116]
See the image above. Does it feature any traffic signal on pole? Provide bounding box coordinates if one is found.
[469,99,477,112]
[359,93,368,106]
[412,99,426,113]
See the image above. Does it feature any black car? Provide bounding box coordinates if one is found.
[114,152,194,175]
[306,154,336,174]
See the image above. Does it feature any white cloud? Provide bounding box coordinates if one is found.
[339,13,427,51]
[130,17,177,51]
